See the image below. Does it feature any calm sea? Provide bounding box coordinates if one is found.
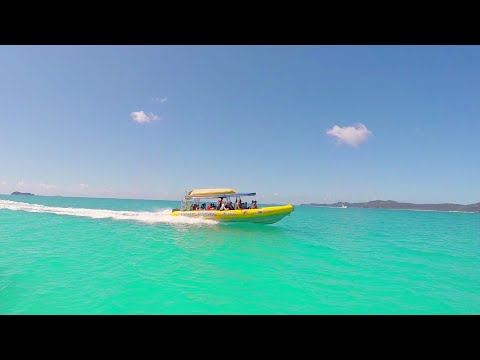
[1,195,479,314]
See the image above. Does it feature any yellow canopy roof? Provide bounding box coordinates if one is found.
[188,188,237,196]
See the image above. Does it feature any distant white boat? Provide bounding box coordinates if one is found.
[341,203,347,208]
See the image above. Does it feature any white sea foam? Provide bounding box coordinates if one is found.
[0,200,217,225]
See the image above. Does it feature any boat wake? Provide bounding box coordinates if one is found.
[0,200,217,225]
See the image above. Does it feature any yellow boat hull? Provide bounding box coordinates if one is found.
[171,204,294,224]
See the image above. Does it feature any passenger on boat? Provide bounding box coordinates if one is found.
[200,203,206,210]
[235,197,241,210]
[219,199,226,211]
[207,203,213,210]
[251,200,257,209]
[216,199,222,210]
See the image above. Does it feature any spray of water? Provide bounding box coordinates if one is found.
[0,200,217,225]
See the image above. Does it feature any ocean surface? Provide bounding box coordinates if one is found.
[1,194,479,314]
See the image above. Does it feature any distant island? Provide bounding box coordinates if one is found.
[302,200,480,213]
[11,191,35,196]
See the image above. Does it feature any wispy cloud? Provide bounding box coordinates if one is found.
[326,123,372,147]
[80,183,89,190]
[273,193,279,196]
[152,97,167,103]
[130,111,160,124]
[40,183,57,190]
[16,181,25,187]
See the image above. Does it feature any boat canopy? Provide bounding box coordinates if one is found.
[185,188,256,199]
[188,188,237,196]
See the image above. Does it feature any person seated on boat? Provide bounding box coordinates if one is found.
[228,201,234,210]
[219,199,227,211]
[216,199,222,210]
[200,203,206,210]
[251,200,257,209]
[207,203,213,210]
[235,198,241,210]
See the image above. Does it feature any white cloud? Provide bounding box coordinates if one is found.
[326,123,372,147]
[0,181,7,186]
[152,97,167,103]
[130,111,160,124]
[16,181,25,187]
[80,183,89,190]
[273,193,279,196]
[40,183,57,190]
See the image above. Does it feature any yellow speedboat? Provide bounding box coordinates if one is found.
[171,188,294,224]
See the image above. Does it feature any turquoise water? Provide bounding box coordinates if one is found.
[1,194,479,314]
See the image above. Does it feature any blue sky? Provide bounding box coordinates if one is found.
[1,45,479,204]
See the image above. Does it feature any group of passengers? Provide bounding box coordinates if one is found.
[189,197,258,211]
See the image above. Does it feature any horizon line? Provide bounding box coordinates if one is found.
[1,193,479,206]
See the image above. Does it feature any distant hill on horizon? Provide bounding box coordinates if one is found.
[11,191,35,196]
[302,200,480,213]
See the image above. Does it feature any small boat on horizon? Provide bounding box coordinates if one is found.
[171,188,294,224]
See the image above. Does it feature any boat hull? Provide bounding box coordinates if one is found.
[171,204,294,224]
